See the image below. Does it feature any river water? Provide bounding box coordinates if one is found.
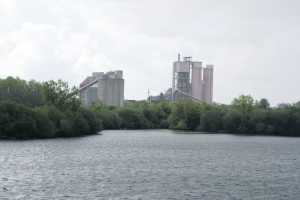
[0,130,300,200]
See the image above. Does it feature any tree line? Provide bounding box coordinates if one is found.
[91,96,300,137]
[0,77,101,139]
[1,77,300,139]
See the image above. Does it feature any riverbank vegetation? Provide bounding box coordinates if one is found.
[91,96,300,137]
[0,77,102,139]
[1,77,300,139]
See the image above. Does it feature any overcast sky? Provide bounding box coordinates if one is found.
[0,0,299,104]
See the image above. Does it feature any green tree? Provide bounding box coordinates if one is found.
[0,77,45,107]
[248,109,268,134]
[168,101,186,129]
[200,106,224,132]
[168,101,201,130]
[0,101,55,139]
[91,103,121,129]
[222,109,243,133]
[232,95,255,133]
[183,101,201,130]
[117,108,149,129]
[256,98,270,109]
[42,80,80,111]
[80,108,103,134]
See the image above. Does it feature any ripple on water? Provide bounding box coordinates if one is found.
[0,130,300,200]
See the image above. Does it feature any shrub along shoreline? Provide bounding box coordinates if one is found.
[0,77,300,139]
[0,77,102,139]
[90,96,300,137]
[0,101,101,139]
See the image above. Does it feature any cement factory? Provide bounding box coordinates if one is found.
[79,54,214,106]
[79,71,124,107]
[171,54,214,104]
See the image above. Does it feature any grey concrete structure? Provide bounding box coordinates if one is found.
[191,61,203,100]
[172,54,214,104]
[149,88,173,102]
[79,71,124,107]
[203,65,214,104]
[80,86,98,105]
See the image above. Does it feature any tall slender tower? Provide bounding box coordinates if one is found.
[172,54,191,101]
[191,62,203,100]
[172,54,214,104]
[203,65,214,104]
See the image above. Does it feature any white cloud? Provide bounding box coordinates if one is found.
[0,0,300,103]
[0,0,16,16]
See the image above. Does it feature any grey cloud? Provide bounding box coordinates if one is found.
[0,0,299,104]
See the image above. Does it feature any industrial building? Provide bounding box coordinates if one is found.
[79,71,124,107]
[172,54,214,104]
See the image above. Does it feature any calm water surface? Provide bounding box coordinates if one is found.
[0,130,300,200]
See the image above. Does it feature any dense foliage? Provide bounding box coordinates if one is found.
[167,96,300,136]
[90,95,300,137]
[1,77,300,139]
[90,101,171,130]
[0,77,102,139]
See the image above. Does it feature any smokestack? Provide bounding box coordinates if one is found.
[178,53,181,62]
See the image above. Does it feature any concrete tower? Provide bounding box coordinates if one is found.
[191,61,203,100]
[203,65,214,104]
[97,71,124,107]
[172,55,191,101]
[172,54,214,104]
[79,70,124,107]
